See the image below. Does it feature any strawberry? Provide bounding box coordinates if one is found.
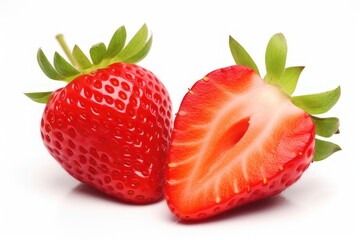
[25,25,172,204]
[165,33,341,220]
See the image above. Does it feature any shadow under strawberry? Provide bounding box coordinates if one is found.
[68,183,165,206]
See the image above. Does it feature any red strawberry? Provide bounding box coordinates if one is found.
[165,33,341,220]
[26,25,172,204]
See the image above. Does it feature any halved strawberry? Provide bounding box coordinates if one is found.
[165,33,341,220]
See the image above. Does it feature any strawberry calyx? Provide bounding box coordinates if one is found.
[25,24,152,103]
[229,33,341,161]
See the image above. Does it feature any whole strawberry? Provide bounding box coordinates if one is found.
[166,33,341,220]
[26,25,172,204]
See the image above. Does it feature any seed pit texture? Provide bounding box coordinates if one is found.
[105,85,115,94]
[110,78,119,86]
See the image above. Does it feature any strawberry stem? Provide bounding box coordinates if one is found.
[56,34,77,68]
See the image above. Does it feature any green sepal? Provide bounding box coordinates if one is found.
[24,91,53,104]
[291,86,341,114]
[122,33,153,63]
[37,49,65,80]
[265,33,287,85]
[106,26,127,58]
[311,116,340,138]
[36,24,151,84]
[117,24,149,62]
[314,138,341,161]
[90,43,107,65]
[229,35,260,75]
[53,52,80,78]
[31,24,153,105]
[279,66,304,95]
[72,45,93,70]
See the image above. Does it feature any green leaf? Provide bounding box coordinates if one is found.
[72,45,93,70]
[53,52,80,77]
[24,91,53,104]
[279,66,304,95]
[291,86,341,114]
[117,24,149,62]
[90,42,107,65]
[106,26,127,58]
[265,33,287,84]
[229,36,259,75]
[122,33,153,63]
[314,138,341,161]
[311,116,340,138]
[37,49,65,80]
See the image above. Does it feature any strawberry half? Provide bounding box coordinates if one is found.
[165,33,341,220]
[26,25,172,204]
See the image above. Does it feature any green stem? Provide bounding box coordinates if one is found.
[56,34,77,67]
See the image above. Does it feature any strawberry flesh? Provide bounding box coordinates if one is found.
[165,65,315,219]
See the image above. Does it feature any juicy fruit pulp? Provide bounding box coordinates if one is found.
[41,63,172,203]
[166,65,315,219]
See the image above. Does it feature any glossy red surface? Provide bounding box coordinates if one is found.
[41,62,172,203]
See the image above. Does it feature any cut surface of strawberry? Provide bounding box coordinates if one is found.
[167,66,314,218]
[166,33,340,220]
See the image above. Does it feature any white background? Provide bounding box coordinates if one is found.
[0,0,359,239]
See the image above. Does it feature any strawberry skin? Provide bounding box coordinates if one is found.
[27,25,174,204]
[41,63,172,203]
[166,65,315,220]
